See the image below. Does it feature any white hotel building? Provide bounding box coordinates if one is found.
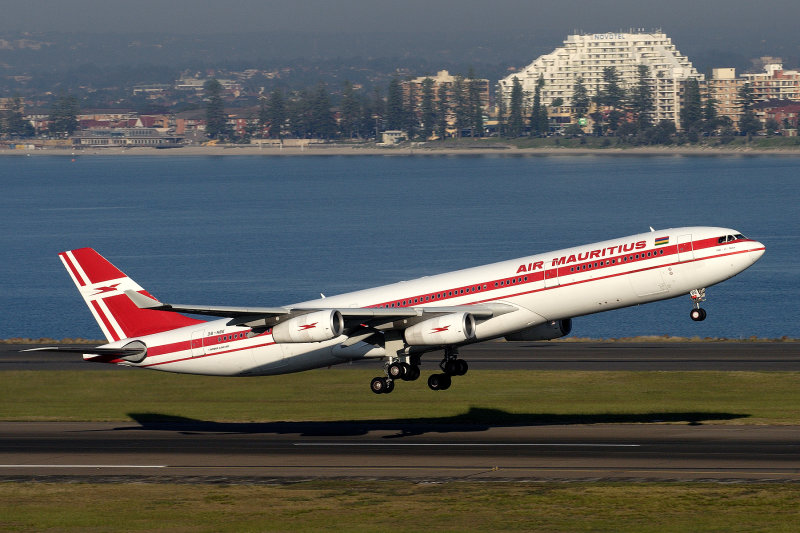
[499,32,703,129]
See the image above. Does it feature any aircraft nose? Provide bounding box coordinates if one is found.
[749,241,765,263]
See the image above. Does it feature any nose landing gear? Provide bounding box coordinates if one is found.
[689,288,707,321]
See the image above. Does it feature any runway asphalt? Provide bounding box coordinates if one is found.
[2,421,799,483]
[3,341,799,484]
[3,341,800,371]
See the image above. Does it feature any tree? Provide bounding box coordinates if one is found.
[764,118,781,136]
[420,78,436,140]
[467,73,484,137]
[266,88,286,139]
[257,96,269,138]
[680,77,703,139]
[737,83,761,136]
[571,77,589,119]
[530,75,547,135]
[310,82,335,139]
[2,96,35,137]
[630,65,654,131]
[508,77,524,137]
[598,67,625,109]
[48,95,79,137]
[386,78,405,131]
[436,84,449,139]
[495,83,507,137]
[204,79,228,139]
[452,75,469,137]
[340,81,361,139]
[702,93,720,135]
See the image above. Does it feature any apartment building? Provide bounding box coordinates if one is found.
[498,31,703,129]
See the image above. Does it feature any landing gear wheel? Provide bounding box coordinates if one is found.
[443,359,459,375]
[406,365,421,381]
[388,362,408,380]
[690,308,707,321]
[455,359,468,376]
[427,373,452,391]
[370,376,394,394]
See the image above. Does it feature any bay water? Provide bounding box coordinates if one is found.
[0,153,796,340]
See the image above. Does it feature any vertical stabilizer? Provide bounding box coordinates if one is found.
[59,248,203,341]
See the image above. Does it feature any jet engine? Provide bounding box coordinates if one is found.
[404,312,476,346]
[272,310,344,343]
[504,319,572,341]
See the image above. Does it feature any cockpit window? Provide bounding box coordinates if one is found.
[718,234,747,244]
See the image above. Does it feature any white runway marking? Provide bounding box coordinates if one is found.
[0,464,167,468]
[293,443,640,447]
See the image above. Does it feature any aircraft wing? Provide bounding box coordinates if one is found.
[124,289,511,330]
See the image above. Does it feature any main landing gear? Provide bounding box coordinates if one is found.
[370,358,420,395]
[689,288,707,321]
[428,346,468,391]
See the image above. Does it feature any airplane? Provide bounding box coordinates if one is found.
[33,226,764,394]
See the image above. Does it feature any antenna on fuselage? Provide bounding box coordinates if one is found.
[649,226,655,232]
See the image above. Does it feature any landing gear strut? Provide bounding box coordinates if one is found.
[689,288,707,321]
[428,346,468,391]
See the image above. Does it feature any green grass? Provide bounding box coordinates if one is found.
[2,369,800,424]
[2,481,800,532]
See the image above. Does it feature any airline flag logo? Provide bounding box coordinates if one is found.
[654,236,669,246]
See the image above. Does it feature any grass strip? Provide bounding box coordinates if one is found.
[2,369,799,424]
[1,481,800,532]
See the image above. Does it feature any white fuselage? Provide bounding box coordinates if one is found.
[97,226,765,376]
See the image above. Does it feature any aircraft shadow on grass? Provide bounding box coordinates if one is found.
[121,409,749,438]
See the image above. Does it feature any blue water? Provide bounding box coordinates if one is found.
[0,154,797,340]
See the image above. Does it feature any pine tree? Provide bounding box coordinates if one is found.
[598,67,625,109]
[267,88,286,139]
[310,82,335,139]
[508,77,524,137]
[386,78,405,131]
[737,82,761,135]
[468,77,484,137]
[630,65,654,130]
[340,81,361,139]
[204,79,227,139]
[436,84,449,139]
[680,77,703,137]
[48,95,79,137]
[571,77,589,119]
[530,75,547,135]
[420,78,436,140]
[452,75,468,138]
[495,83,507,137]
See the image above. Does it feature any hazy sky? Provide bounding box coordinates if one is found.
[3,0,799,40]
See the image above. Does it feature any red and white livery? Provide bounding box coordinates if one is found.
[38,227,765,394]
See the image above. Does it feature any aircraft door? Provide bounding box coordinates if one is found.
[190,330,205,357]
[677,234,695,262]
[543,265,560,288]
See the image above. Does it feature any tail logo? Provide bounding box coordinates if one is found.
[91,283,121,296]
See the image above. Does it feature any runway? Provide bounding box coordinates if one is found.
[2,421,799,483]
[3,341,800,371]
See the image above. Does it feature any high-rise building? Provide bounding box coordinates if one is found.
[498,31,703,128]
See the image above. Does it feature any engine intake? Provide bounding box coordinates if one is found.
[272,310,344,343]
[404,312,476,346]
[504,319,572,341]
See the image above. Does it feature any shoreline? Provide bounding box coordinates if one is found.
[5,144,800,157]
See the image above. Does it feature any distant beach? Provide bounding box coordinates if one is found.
[5,143,800,157]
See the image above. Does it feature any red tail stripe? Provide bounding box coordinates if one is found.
[60,252,86,287]
[91,299,120,341]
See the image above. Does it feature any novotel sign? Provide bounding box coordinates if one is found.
[593,33,625,40]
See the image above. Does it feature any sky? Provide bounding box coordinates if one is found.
[3,0,799,40]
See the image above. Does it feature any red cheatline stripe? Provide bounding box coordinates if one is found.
[60,252,86,287]
[91,299,120,341]
[141,341,276,368]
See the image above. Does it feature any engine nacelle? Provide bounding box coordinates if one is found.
[272,310,344,343]
[504,319,572,341]
[404,312,476,346]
